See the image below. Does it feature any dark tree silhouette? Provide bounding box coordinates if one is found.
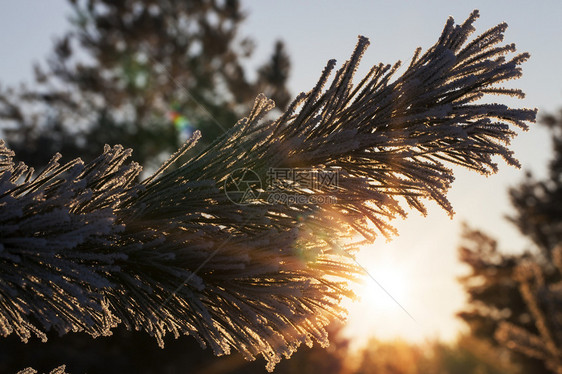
[458,113,562,372]
[0,0,291,168]
[457,226,548,372]
[508,111,562,262]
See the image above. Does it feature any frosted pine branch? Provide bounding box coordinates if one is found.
[0,10,535,371]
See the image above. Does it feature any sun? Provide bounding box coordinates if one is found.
[341,214,469,350]
[341,244,419,348]
[356,264,410,315]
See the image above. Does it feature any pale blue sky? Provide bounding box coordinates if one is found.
[0,0,560,344]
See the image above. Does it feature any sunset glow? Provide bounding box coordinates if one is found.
[342,212,469,349]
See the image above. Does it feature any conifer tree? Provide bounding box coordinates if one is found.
[0,0,291,168]
[457,226,547,372]
[494,249,562,373]
[459,107,562,373]
[0,10,536,372]
[460,93,562,373]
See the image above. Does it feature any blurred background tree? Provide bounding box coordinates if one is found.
[0,0,291,168]
[508,109,562,262]
[456,225,545,372]
[458,109,562,373]
[354,335,517,374]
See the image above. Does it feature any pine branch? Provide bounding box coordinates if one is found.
[0,10,535,371]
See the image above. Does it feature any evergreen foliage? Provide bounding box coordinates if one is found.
[0,10,535,371]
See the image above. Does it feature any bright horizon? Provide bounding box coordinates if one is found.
[0,0,559,347]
